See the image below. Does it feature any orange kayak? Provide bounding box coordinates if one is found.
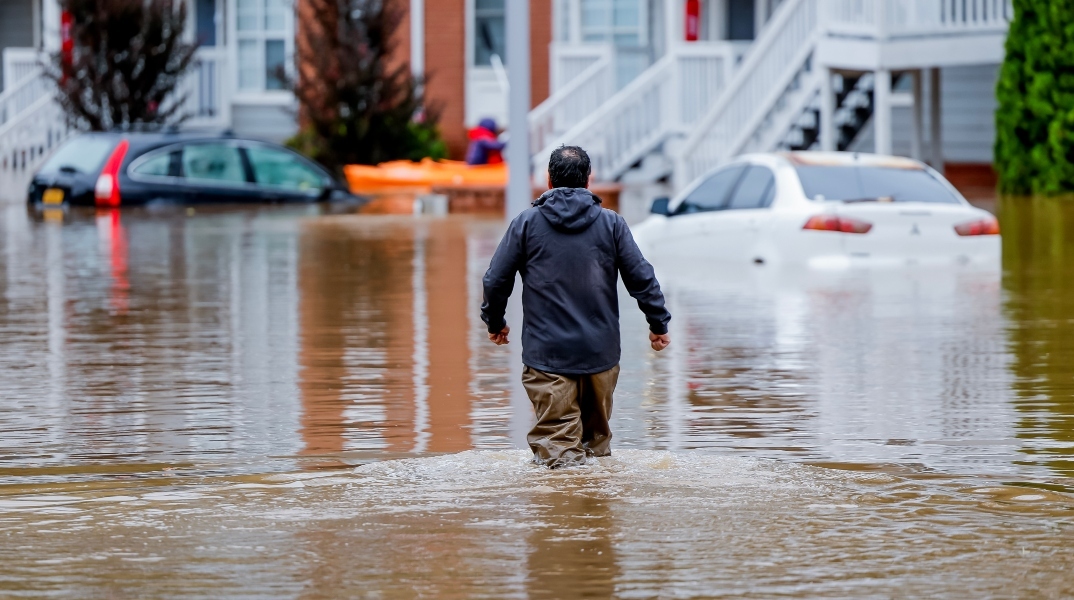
[344,159,508,194]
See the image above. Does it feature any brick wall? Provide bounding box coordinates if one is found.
[333,0,554,160]
[389,0,412,80]
[423,0,468,158]
[530,0,552,109]
[294,0,338,127]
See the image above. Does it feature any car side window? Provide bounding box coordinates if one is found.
[182,144,247,184]
[130,150,181,178]
[726,166,776,210]
[245,146,326,193]
[676,166,746,214]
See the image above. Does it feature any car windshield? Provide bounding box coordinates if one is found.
[795,165,961,204]
[38,136,118,175]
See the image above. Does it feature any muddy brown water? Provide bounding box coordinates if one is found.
[0,198,1072,597]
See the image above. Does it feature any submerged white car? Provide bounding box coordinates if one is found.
[632,152,1000,268]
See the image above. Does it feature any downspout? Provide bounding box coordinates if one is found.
[410,0,424,80]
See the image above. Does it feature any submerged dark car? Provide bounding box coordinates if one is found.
[27,132,359,207]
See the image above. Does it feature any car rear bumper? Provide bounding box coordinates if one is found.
[795,235,1001,269]
[28,178,96,206]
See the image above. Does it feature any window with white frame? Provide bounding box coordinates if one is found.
[554,0,571,42]
[579,0,644,46]
[235,0,292,91]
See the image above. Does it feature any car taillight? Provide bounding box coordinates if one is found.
[802,215,873,234]
[953,217,1000,236]
[94,139,130,207]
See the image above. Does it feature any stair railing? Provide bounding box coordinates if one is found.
[0,92,69,201]
[826,0,1012,38]
[0,63,70,197]
[2,48,42,90]
[533,42,740,183]
[0,68,50,131]
[752,66,826,153]
[675,0,822,189]
[528,52,615,155]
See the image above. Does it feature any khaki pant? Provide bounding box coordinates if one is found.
[521,365,621,468]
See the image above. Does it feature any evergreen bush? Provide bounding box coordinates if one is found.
[995,0,1074,195]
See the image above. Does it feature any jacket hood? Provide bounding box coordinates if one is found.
[533,188,603,232]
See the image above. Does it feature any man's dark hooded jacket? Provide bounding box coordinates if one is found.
[481,188,671,375]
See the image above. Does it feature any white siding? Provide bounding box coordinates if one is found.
[849,64,999,164]
[230,104,297,143]
[466,69,508,128]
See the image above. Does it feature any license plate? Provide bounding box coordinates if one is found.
[43,188,65,205]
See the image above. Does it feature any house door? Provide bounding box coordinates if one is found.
[196,0,220,46]
[725,0,783,40]
[727,0,755,40]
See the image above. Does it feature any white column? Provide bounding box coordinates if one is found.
[668,0,683,129]
[929,67,944,175]
[666,0,681,49]
[506,0,531,217]
[910,69,923,161]
[410,0,424,79]
[710,0,728,40]
[873,69,892,156]
[41,0,61,52]
[755,0,769,35]
[184,0,197,44]
[819,68,835,151]
[32,0,42,48]
[570,0,582,43]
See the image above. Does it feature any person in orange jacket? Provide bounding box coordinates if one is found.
[466,118,506,165]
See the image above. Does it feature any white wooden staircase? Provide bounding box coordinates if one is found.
[531,0,1011,190]
[677,0,1011,188]
[0,58,70,199]
[530,41,749,184]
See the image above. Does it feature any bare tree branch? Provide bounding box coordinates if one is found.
[290,0,446,173]
[45,0,199,132]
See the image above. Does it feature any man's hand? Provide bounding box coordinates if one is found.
[649,331,670,351]
[489,326,511,346]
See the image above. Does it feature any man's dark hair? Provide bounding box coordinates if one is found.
[548,145,592,189]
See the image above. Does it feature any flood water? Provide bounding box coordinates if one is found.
[0,198,1072,597]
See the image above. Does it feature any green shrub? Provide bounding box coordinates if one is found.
[995,0,1074,195]
[285,119,448,176]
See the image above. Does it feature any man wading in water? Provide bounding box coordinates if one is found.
[481,145,672,468]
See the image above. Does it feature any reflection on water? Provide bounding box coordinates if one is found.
[639,262,1016,475]
[0,450,1070,597]
[1002,196,1074,477]
[1,200,1073,595]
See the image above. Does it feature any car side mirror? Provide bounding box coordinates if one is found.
[650,197,670,216]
